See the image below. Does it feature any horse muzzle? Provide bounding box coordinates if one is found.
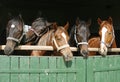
[99,44,108,56]
[78,44,89,57]
[4,40,16,55]
[60,47,73,61]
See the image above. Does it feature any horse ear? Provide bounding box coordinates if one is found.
[108,17,113,24]
[76,17,80,26]
[46,21,53,26]
[64,22,69,30]
[19,14,22,18]
[97,18,102,25]
[8,12,13,20]
[87,19,91,27]
[18,14,23,21]
[53,22,58,30]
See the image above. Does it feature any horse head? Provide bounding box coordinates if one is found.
[71,17,91,57]
[4,14,24,55]
[25,17,54,44]
[52,22,73,61]
[98,17,116,56]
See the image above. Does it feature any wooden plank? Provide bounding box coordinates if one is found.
[115,56,120,82]
[48,57,57,82]
[57,57,67,82]
[67,58,76,82]
[1,45,120,52]
[19,57,29,82]
[76,57,86,82]
[29,57,40,82]
[39,57,49,82]
[10,57,19,82]
[87,56,95,82]
[100,57,109,82]
[0,56,10,82]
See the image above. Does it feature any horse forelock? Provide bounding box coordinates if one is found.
[7,17,24,34]
[100,21,113,29]
[58,27,69,40]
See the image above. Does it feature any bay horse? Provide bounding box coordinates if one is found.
[31,22,73,61]
[69,17,91,57]
[88,17,117,56]
[4,14,24,55]
[4,15,54,55]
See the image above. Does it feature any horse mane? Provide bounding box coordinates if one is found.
[37,29,54,46]
[32,17,46,28]
[6,15,24,36]
[99,21,113,31]
[69,25,76,47]
[8,16,23,25]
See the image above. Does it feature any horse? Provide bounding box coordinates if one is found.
[31,22,73,61]
[4,15,54,55]
[69,17,91,57]
[4,14,25,55]
[88,17,117,56]
[25,17,54,44]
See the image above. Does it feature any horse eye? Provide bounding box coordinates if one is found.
[108,32,112,35]
[76,33,80,36]
[55,36,61,41]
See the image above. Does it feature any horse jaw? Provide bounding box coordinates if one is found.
[80,49,88,57]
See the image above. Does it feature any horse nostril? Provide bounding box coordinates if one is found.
[81,50,88,56]
[4,46,14,55]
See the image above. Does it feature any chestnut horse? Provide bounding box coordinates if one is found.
[69,18,91,57]
[31,22,73,61]
[88,17,117,56]
[4,15,54,55]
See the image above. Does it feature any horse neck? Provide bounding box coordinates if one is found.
[69,26,76,46]
[111,39,117,48]
[37,29,54,46]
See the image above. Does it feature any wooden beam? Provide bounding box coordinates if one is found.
[1,45,120,52]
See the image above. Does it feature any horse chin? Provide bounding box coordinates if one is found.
[4,41,16,55]
[60,48,73,61]
[99,46,108,56]
[80,49,88,58]
[4,46,14,55]
[78,45,88,57]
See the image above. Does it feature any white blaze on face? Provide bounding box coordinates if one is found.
[61,32,67,43]
[11,24,15,28]
[101,27,107,44]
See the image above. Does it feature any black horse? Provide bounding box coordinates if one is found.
[69,17,91,57]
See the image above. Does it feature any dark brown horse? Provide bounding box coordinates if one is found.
[69,18,91,57]
[31,22,73,61]
[25,17,53,44]
[88,17,117,56]
[4,15,24,55]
